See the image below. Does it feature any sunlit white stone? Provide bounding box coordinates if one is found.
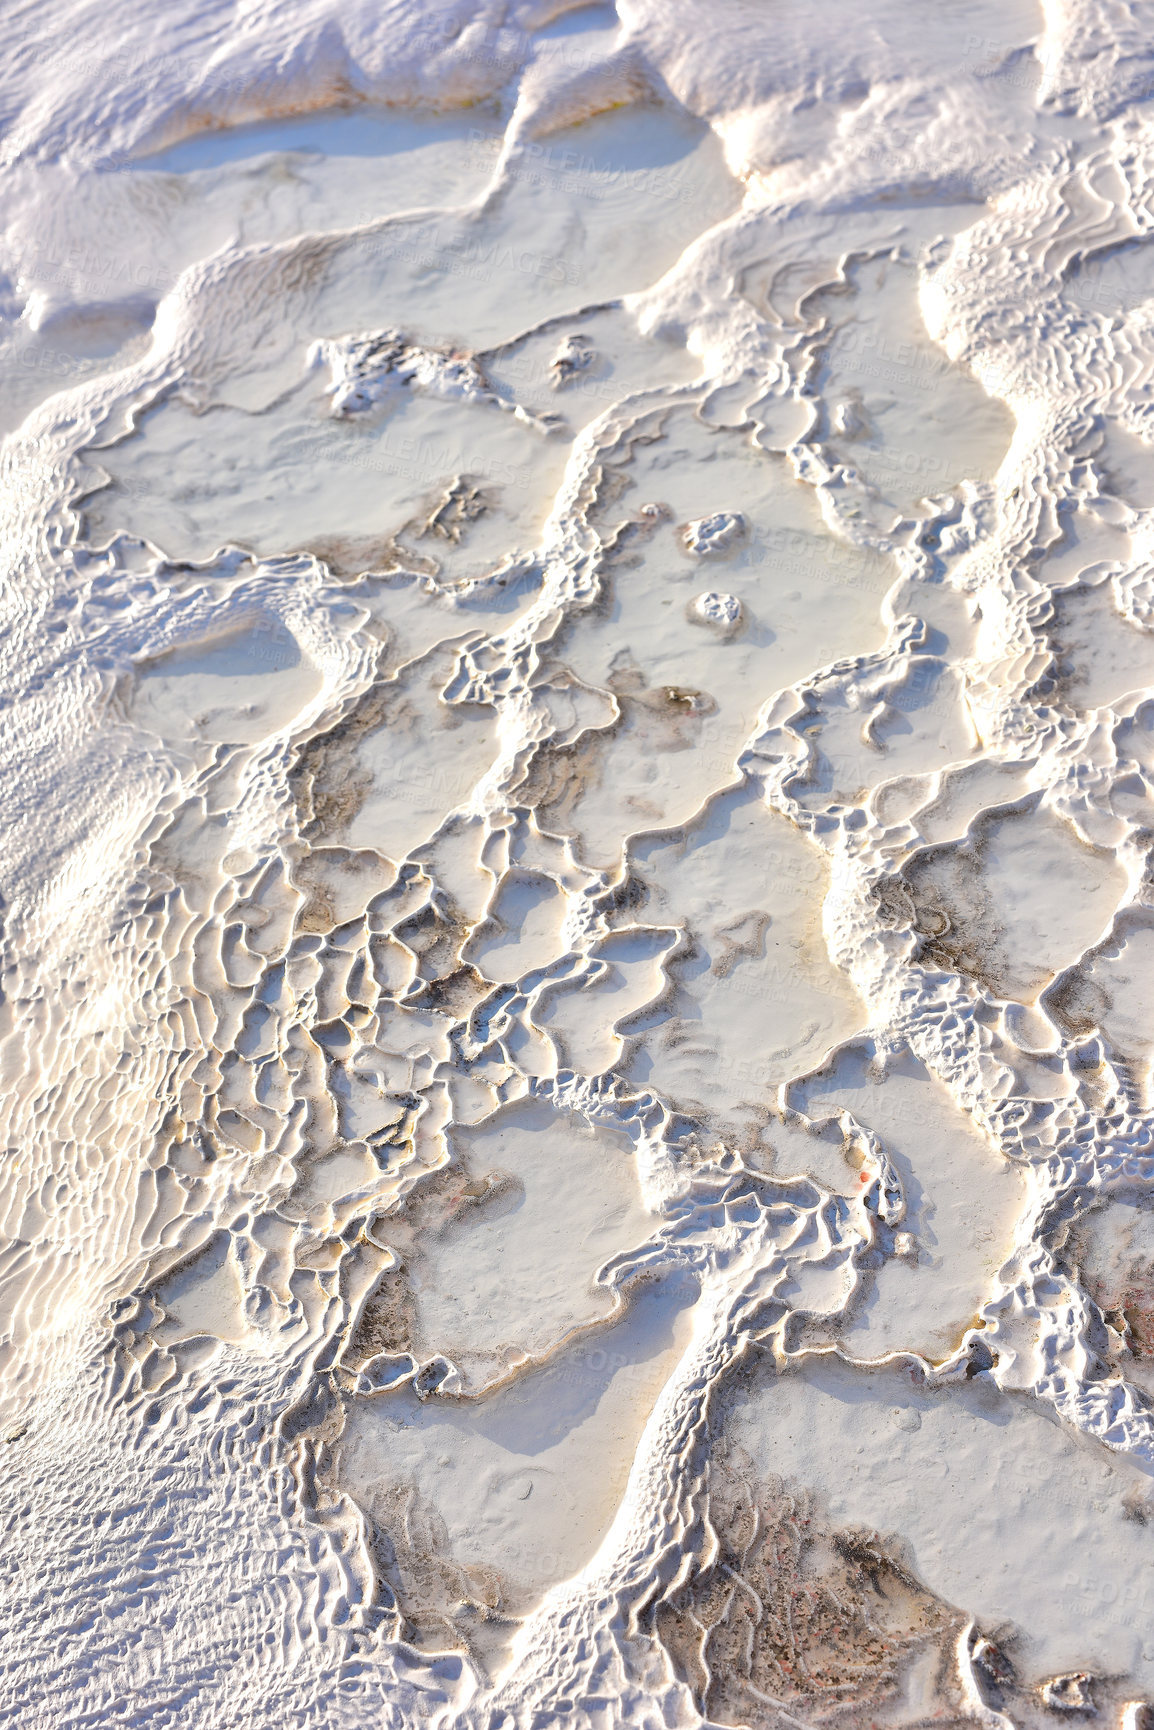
[682,510,746,556]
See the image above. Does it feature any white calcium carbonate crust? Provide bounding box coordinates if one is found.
[0,0,1154,1726]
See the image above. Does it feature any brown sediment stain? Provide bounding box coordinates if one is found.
[393,902,474,983]
[1064,1196,1154,1380]
[710,908,773,979]
[1025,584,1088,710]
[653,1438,962,1726]
[513,682,715,845]
[309,475,492,584]
[598,499,673,558]
[293,641,496,852]
[305,531,426,581]
[876,840,1016,999]
[346,1266,419,1366]
[511,728,610,830]
[293,845,396,935]
[1117,1285,1154,1360]
[290,681,392,842]
[654,685,716,716]
[889,807,1126,1004]
[600,640,717,732]
[347,1168,486,1361]
[406,963,490,1017]
[1040,905,1154,1076]
[416,476,491,544]
[359,1478,509,1661]
[311,467,501,588]
[1028,580,1154,716]
[869,873,918,932]
[347,1161,523,1370]
[585,412,674,529]
[1044,967,1113,1040]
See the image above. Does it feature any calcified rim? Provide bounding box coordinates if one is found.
[2,1,1154,1724]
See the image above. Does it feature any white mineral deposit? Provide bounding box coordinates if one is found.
[1,2,1154,1726]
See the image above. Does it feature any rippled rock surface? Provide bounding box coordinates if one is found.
[2,2,1154,1725]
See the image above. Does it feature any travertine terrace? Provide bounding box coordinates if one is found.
[1,2,1154,1726]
